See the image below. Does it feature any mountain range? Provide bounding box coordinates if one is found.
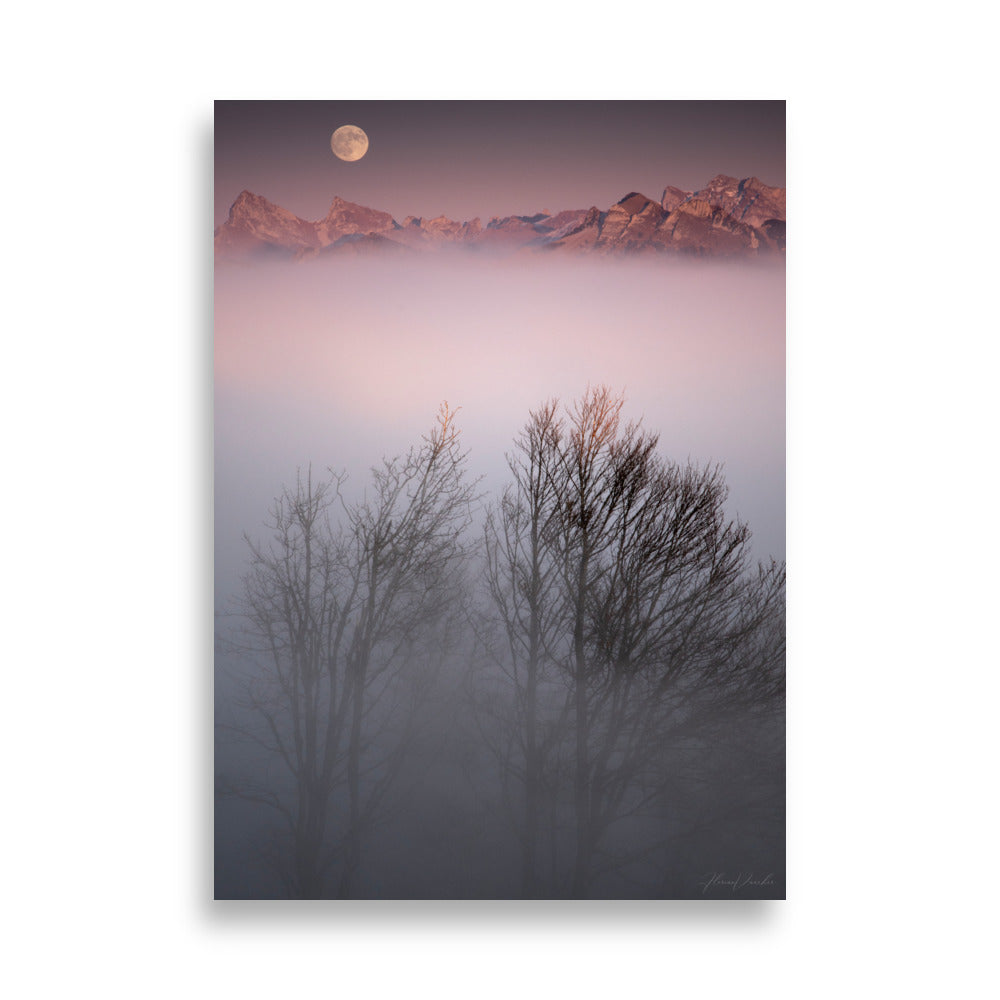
[214,175,786,262]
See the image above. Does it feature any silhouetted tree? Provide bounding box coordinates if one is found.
[482,387,784,897]
[218,405,477,898]
[481,401,567,896]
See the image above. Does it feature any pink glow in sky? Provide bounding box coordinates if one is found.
[215,254,785,602]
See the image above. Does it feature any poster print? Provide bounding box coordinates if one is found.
[214,101,785,899]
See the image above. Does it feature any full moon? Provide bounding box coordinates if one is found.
[331,125,369,162]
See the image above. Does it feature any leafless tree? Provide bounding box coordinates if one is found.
[218,405,477,898]
[481,401,568,896]
[482,387,784,897]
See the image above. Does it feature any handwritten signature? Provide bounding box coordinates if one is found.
[698,871,776,894]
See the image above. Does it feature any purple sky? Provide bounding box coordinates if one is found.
[215,101,785,226]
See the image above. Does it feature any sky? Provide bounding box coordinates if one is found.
[215,100,785,226]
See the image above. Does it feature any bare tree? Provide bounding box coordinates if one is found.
[481,401,568,896]
[482,387,784,897]
[218,405,477,898]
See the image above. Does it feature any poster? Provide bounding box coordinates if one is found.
[214,100,785,899]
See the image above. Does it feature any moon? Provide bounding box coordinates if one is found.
[331,125,369,162]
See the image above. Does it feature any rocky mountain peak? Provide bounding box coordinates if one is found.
[660,185,690,212]
[614,192,659,215]
[597,193,665,249]
[703,173,741,192]
[227,190,281,222]
[216,176,785,262]
[684,174,785,231]
[216,190,319,255]
[316,197,395,244]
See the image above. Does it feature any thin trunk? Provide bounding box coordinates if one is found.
[339,554,379,898]
[295,786,325,898]
[571,546,591,898]
[337,677,364,898]
[521,604,540,897]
